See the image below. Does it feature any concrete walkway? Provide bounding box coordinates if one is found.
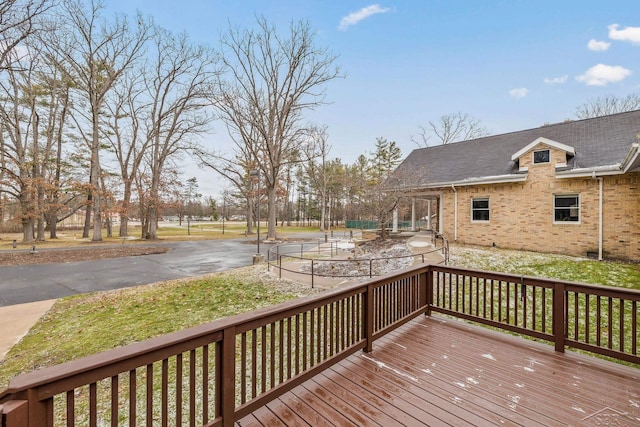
[274,231,445,289]
[0,232,443,363]
[0,299,56,360]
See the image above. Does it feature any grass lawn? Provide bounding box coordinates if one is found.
[449,244,640,290]
[0,266,317,389]
[0,222,325,250]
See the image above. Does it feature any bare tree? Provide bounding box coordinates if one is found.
[214,17,341,240]
[142,28,218,240]
[0,48,40,241]
[54,0,151,241]
[302,125,331,231]
[0,0,53,71]
[194,146,259,235]
[575,93,640,119]
[413,112,489,147]
[102,65,147,237]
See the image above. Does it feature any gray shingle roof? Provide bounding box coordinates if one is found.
[392,110,640,188]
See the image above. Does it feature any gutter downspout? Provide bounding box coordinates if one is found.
[593,172,603,261]
[598,176,603,261]
[451,184,458,241]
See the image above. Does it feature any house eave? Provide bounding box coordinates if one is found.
[556,144,640,178]
[426,174,528,188]
[556,165,622,178]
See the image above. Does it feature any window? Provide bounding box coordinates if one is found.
[472,197,490,221]
[533,149,550,164]
[554,194,579,222]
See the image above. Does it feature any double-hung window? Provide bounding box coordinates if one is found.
[554,194,579,222]
[472,197,490,222]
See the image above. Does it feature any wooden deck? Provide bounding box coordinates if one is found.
[237,316,640,426]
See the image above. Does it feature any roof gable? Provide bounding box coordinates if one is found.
[510,137,575,161]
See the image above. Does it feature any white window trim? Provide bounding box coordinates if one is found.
[553,194,581,224]
[471,197,490,223]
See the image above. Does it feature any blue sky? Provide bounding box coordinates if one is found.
[106,0,640,196]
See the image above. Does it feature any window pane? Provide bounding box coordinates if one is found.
[473,210,490,221]
[554,195,579,222]
[534,150,550,163]
[555,196,577,208]
[472,197,489,221]
[472,199,489,209]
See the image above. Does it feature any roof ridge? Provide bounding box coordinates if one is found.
[420,109,640,149]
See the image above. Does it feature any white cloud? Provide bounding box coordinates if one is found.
[509,88,528,99]
[575,64,631,86]
[608,24,640,44]
[587,39,610,51]
[339,4,390,31]
[544,75,568,84]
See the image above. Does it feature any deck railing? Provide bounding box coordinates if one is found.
[1,264,639,426]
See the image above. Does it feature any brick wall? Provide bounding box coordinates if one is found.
[439,145,640,260]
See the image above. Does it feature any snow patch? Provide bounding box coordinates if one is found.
[360,353,418,382]
[409,241,429,248]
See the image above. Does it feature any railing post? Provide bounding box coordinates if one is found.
[363,284,374,352]
[278,254,282,279]
[311,260,314,289]
[1,400,28,427]
[424,268,433,316]
[23,389,52,427]
[220,326,237,427]
[553,282,566,353]
[369,259,373,278]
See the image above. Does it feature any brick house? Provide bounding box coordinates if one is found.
[390,110,640,261]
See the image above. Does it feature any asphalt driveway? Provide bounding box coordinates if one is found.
[0,238,274,307]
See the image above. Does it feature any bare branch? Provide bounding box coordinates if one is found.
[575,93,640,119]
[414,112,489,146]
[213,16,342,239]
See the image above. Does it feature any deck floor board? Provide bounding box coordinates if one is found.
[237,316,640,426]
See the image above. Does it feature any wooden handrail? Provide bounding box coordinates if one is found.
[1,264,639,426]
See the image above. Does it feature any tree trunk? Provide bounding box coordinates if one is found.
[118,182,132,237]
[246,195,254,235]
[267,186,276,239]
[48,210,58,239]
[90,128,103,241]
[105,215,112,237]
[320,193,326,232]
[82,194,91,238]
[119,216,129,237]
[22,219,35,242]
[147,207,158,239]
[146,171,160,240]
[36,186,45,241]
[22,217,35,242]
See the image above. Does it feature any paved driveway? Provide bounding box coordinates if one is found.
[0,238,272,307]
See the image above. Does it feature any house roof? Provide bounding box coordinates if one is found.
[390,110,640,189]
